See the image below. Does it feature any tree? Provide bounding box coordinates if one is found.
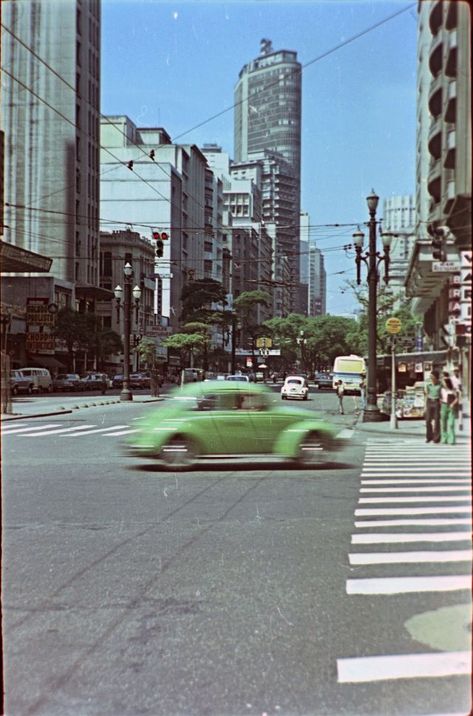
[137,337,161,396]
[181,278,227,323]
[55,308,122,372]
[162,333,206,369]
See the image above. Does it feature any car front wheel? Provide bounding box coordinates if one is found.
[159,436,197,470]
[296,431,325,466]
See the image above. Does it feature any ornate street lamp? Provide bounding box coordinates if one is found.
[353,190,392,422]
[114,262,141,401]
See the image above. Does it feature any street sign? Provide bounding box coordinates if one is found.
[432,261,458,272]
[256,336,272,348]
[386,317,401,334]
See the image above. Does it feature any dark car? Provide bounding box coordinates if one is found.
[111,374,124,389]
[313,372,334,390]
[10,370,33,395]
[80,373,109,393]
[129,372,151,389]
[52,373,82,392]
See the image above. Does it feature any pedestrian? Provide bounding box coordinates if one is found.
[451,367,463,430]
[359,374,366,411]
[335,379,345,414]
[440,371,460,445]
[424,369,441,443]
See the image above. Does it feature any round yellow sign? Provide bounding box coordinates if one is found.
[386,317,401,334]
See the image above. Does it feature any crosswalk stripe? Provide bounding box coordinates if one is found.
[346,575,471,594]
[359,496,471,503]
[362,468,471,473]
[356,506,471,515]
[2,423,62,434]
[355,518,471,527]
[22,424,96,436]
[337,651,471,683]
[65,425,129,436]
[361,479,470,484]
[1,423,29,431]
[352,532,471,544]
[360,486,471,493]
[349,550,472,565]
[104,429,138,436]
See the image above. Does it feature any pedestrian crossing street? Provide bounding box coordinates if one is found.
[337,437,472,703]
[1,421,138,437]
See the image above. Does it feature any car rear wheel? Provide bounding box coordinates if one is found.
[159,436,197,470]
[297,431,325,466]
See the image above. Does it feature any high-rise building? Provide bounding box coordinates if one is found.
[382,195,416,300]
[234,39,302,314]
[308,242,326,317]
[1,0,101,310]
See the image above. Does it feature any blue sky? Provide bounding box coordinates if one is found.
[101,0,418,314]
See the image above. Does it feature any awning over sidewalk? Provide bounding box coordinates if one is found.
[31,355,67,371]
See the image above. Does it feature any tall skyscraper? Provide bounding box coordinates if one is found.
[234,39,302,314]
[1,0,101,308]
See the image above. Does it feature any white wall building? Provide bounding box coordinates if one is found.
[383,194,416,300]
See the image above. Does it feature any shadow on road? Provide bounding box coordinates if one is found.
[127,459,357,473]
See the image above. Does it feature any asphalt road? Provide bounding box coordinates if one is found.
[2,390,471,716]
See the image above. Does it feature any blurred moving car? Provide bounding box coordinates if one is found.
[80,373,109,392]
[281,375,309,400]
[126,382,345,470]
[313,372,334,390]
[226,374,250,382]
[52,373,82,392]
[10,370,34,395]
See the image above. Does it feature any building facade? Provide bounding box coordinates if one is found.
[1,0,101,311]
[234,40,302,314]
[407,1,471,394]
[382,195,416,299]
[307,242,326,317]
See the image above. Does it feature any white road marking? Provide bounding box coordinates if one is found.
[355,518,472,527]
[356,506,472,515]
[361,479,470,484]
[359,496,471,503]
[23,424,96,436]
[360,486,471,493]
[349,550,472,565]
[2,423,62,434]
[362,468,471,473]
[346,575,470,595]
[337,651,471,683]
[104,429,138,436]
[66,425,130,436]
[352,532,471,544]
[1,423,29,431]
[336,428,353,439]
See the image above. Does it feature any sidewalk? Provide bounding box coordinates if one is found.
[1,394,164,421]
[354,409,471,444]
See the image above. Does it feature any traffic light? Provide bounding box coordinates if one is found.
[152,231,168,258]
[155,240,164,257]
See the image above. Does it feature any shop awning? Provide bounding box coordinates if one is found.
[0,240,52,273]
[31,355,67,370]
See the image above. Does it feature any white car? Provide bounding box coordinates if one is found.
[281,375,309,400]
[225,374,250,382]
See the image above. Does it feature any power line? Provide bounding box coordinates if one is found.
[172,2,416,142]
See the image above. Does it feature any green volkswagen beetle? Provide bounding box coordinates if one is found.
[126,382,346,470]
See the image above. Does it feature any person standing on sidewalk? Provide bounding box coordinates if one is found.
[451,367,463,430]
[335,380,345,415]
[424,370,441,443]
[440,371,460,445]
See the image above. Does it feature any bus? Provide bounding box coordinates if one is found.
[332,354,366,394]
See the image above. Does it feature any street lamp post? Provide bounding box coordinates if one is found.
[296,330,307,370]
[114,262,141,401]
[353,190,392,422]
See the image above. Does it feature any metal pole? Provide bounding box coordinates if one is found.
[390,336,398,429]
[120,274,133,401]
[363,205,383,422]
[231,315,236,374]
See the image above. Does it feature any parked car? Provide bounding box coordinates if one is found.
[10,370,34,395]
[80,373,109,393]
[129,372,151,389]
[281,375,309,400]
[14,367,52,393]
[52,373,82,392]
[225,374,250,382]
[125,381,346,470]
[313,372,334,390]
[112,374,124,389]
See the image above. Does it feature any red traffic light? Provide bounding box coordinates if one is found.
[161,232,168,240]
[152,231,169,241]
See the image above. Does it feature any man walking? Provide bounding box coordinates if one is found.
[335,380,345,415]
[424,370,441,443]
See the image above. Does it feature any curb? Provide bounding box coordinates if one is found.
[2,396,164,422]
